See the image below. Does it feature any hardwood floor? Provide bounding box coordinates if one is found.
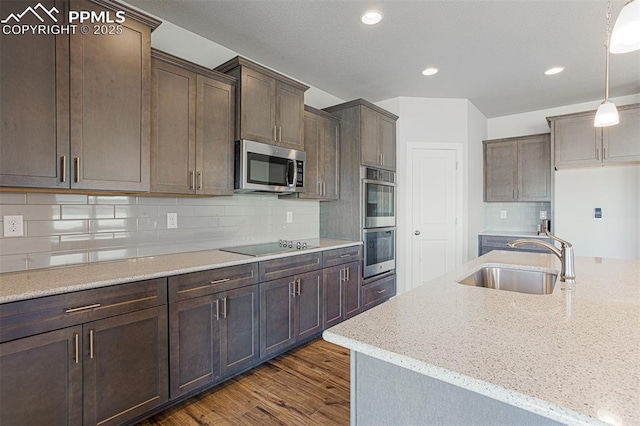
[138,339,350,425]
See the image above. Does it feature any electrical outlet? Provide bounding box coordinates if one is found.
[540,211,547,220]
[500,210,507,219]
[3,215,24,237]
[286,211,293,224]
[167,213,178,229]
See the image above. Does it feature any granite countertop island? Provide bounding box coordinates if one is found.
[323,251,639,425]
[0,238,360,304]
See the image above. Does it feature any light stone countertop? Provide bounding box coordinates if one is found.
[323,250,640,426]
[0,238,361,304]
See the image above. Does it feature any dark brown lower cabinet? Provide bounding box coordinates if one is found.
[260,270,323,358]
[0,326,83,426]
[83,306,168,426]
[323,261,362,329]
[169,284,259,399]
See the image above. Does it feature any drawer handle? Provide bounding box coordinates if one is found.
[210,278,231,285]
[66,303,101,313]
[376,289,387,294]
[339,254,351,258]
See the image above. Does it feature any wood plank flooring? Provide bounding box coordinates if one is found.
[138,339,350,426]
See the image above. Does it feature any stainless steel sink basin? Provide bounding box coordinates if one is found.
[457,266,557,295]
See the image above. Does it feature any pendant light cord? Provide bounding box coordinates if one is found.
[604,0,612,101]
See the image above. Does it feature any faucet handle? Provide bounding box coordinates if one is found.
[543,228,572,248]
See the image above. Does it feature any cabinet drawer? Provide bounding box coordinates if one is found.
[323,246,362,268]
[168,263,259,302]
[0,278,167,343]
[362,274,396,311]
[259,252,322,282]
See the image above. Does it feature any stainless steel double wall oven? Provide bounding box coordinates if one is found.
[361,167,396,278]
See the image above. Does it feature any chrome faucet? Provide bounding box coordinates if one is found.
[507,229,576,287]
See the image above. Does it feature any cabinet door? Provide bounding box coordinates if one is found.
[151,59,196,194]
[484,141,517,201]
[83,306,168,426]
[322,118,340,200]
[361,106,381,167]
[323,265,344,329]
[0,326,82,426]
[240,67,277,144]
[603,106,640,164]
[379,114,396,171]
[260,278,295,358]
[169,295,220,398]
[276,81,305,150]
[0,0,70,189]
[69,0,151,191]
[196,74,235,195]
[518,135,551,201]
[301,110,322,198]
[219,284,260,376]
[554,114,601,168]
[295,270,323,341]
[343,261,362,319]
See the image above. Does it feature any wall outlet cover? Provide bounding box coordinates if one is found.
[540,211,547,220]
[500,210,507,219]
[3,215,24,237]
[286,211,293,224]
[167,212,178,229]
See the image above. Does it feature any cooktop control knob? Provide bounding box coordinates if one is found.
[297,242,302,249]
[302,243,307,249]
[288,241,293,248]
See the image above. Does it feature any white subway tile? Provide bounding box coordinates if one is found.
[27,220,89,236]
[138,196,177,205]
[0,193,27,204]
[28,251,88,269]
[89,248,137,263]
[193,205,225,216]
[0,236,59,255]
[89,218,138,233]
[28,193,87,205]
[62,205,114,220]
[88,195,137,205]
[60,233,114,251]
[115,205,159,219]
[0,205,60,220]
[0,254,28,273]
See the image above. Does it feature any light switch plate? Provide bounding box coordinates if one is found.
[500,210,507,219]
[167,213,178,229]
[3,215,24,237]
[286,211,293,223]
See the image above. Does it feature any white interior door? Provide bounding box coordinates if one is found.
[409,146,462,289]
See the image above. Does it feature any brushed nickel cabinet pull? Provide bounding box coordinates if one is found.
[596,148,600,160]
[196,171,202,190]
[323,182,326,196]
[290,281,296,297]
[65,303,101,313]
[376,289,387,294]
[339,268,344,281]
[296,279,302,296]
[603,147,607,160]
[74,157,80,183]
[382,154,385,165]
[273,125,277,143]
[339,253,351,258]
[346,267,350,281]
[222,297,228,318]
[317,181,321,195]
[89,330,94,359]
[210,278,230,285]
[214,299,220,321]
[74,333,79,364]
[278,126,282,144]
[61,156,67,183]
[189,171,195,190]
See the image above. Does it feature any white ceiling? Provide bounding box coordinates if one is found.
[127,0,640,118]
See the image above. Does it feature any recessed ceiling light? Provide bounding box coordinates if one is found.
[544,67,565,75]
[422,67,438,76]
[361,10,383,25]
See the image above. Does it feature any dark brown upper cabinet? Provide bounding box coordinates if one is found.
[289,106,340,200]
[216,56,309,150]
[0,0,160,191]
[324,99,398,171]
[150,50,236,195]
[548,103,640,169]
[483,133,551,202]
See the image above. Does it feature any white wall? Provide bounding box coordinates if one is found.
[488,94,640,259]
[376,97,487,294]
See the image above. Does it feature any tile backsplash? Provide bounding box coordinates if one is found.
[484,202,552,232]
[0,193,319,273]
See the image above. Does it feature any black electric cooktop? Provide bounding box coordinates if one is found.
[220,241,314,257]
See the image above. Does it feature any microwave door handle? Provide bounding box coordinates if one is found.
[288,160,296,188]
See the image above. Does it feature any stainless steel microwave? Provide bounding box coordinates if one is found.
[234,139,305,193]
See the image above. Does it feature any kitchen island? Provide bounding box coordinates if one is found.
[323,251,639,425]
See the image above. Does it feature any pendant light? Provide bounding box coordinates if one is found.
[594,0,619,127]
[610,0,640,53]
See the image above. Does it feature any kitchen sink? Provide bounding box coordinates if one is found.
[457,266,557,295]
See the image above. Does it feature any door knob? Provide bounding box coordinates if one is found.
[414,230,421,235]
